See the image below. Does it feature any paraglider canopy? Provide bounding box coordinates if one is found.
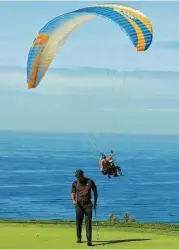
[27,3,153,89]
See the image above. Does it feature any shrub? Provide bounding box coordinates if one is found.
[108,212,120,223]
[123,213,136,223]
[130,217,136,223]
[123,212,130,223]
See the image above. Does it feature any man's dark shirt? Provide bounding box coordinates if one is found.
[71,178,98,204]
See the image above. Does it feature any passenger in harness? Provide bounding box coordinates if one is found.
[99,154,111,178]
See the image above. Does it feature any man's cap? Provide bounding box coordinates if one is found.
[75,169,84,178]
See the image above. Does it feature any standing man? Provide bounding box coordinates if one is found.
[71,169,98,246]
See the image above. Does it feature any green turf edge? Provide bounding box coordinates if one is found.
[0,219,178,230]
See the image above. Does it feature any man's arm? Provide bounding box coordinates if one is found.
[91,180,98,207]
[71,182,77,205]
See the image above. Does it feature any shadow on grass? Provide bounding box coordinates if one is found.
[91,238,152,246]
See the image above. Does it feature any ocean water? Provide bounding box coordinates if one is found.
[0,131,179,223]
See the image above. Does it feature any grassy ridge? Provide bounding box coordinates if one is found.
[0,219,178,231]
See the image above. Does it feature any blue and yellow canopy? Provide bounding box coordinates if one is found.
[27,3,153,89]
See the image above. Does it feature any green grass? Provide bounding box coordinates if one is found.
[0,220,179,248]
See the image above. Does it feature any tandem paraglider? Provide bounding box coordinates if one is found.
[99,150,123,179]
[26,3,153,179]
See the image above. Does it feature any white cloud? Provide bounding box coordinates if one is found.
[146,108,179,112]
[1,66,179,104]
[0,67,124,95]
[1,67,179,134]
[154,41,179,49]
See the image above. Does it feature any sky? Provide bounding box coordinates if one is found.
[0,0,179,134]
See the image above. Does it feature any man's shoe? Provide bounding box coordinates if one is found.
[87,242,92,246]
[77,239,81,243]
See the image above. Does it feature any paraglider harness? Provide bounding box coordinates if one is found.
[99,151,123,178]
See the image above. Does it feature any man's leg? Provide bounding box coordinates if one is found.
[84,203,93,245]
[76,204,84,243]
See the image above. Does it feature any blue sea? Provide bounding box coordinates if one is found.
[0,131,179,223]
